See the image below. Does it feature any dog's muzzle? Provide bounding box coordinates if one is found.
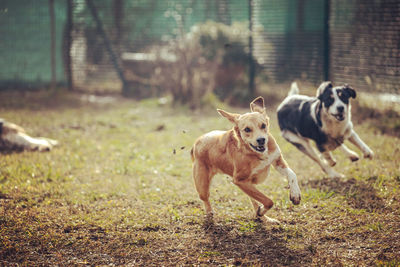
[250,137,266,153]
[250,144,265,152]
[332,113,345,121]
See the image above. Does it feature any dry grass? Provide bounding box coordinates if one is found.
[0,88,399,266]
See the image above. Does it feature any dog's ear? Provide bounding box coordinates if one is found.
[250,96,266,114]
[344,84,356,99]
[217,109,240,124]
[316,81,333,98]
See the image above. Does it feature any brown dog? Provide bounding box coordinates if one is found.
[191,97,301,222]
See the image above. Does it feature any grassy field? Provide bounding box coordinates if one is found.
[0,89,399,266]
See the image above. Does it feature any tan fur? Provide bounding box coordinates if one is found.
[191,97,301,221]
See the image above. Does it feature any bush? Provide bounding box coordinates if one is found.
[155,21,258,109]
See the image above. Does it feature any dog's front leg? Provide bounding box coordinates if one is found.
[340,144,360,162]
[282,130,343,178]
[272,156,301,205]
[348,130,374,159]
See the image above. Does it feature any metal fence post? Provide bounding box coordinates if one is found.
[86,0,128,95]
[49,0,56,89]
[248,0,255,96]
[323,0,330,81]
[65,0,74,91]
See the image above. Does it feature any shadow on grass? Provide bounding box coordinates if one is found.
[303,177,386,212]
[0,149,24,155]
[201,218,311,266]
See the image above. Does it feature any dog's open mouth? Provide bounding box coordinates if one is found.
[250,144,266,153]
[333,113,345,121]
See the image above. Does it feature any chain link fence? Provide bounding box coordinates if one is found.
[253,0,327,83]
[0,0,66,89]
[330,0,400,93]
[0,0,399,97]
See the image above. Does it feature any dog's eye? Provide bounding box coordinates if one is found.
[244,127,252,133]
[325,95,334,106]
[261,123,266,129]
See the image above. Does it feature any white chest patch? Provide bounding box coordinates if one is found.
[251,148,281,176]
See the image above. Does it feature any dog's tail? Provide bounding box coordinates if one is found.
[288,82,300,96]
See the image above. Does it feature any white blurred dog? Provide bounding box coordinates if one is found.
[0,119,58,152]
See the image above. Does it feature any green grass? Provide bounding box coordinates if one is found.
[0,89,399,266]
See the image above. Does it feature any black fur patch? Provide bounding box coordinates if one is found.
[277,97,328,151]
[318,86,334,108]
[337,86,356,104]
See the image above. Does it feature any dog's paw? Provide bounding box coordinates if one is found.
[349,154,359,162]
[263,216,281,224]
[30,144,50,152]
[364,150,374,159]
[37,144,52,152]
[289,187,301,205]
[256,205,267,217]
[290,194,301,205]
[257,215,280,224]
[346,150,359,162]
[40,146,52,152]
[328,170,345,179]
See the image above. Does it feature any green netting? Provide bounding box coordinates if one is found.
[0,0,399,93]
[0,0,66,86]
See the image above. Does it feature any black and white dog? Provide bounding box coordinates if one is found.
[277,81,373,178]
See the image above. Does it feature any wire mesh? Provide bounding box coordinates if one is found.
[0,0,66,88]
[253,0,326,83]
[330,0,400,93]
[0,0,399,95]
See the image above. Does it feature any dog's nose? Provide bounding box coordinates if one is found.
[337,106,344,113]
[257,137,265,145]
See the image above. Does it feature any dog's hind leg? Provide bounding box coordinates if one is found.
[249,197,267,218]
[340,144,359,162]
[233,179,274,216]
[249,197,280,223]
[193,160,213,215]
[282,131,343,178]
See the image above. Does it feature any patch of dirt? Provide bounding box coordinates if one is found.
[201,220,312,266]
[302,177,386,212]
